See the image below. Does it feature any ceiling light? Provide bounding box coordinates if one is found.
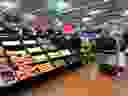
[56,1,71,12]
[104,0,111,2]
[82,17,93,22]
[0,1,16,9]
[88,10,105,15]
[121,10,128,16]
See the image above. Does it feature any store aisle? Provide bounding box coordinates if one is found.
[32,64,112,96]
[6,65,128,96]
[64,64,112,96]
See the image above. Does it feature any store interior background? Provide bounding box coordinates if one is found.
[0,0,128,96]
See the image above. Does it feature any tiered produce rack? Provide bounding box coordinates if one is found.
[4,0,128,86]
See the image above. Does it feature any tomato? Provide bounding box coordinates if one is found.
[96,72,112,80]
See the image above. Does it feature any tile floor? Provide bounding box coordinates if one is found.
[5,64,127,96]
[32,64,112,96]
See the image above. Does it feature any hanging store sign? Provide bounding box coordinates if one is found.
[80,32,96,38]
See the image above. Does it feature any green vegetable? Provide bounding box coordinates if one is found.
[32,54,48,63]
[27,47,43,53]
[16,50,27,55]
[97,64,112,73]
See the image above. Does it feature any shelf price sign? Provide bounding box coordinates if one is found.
[63,22,73,33]
[80,32,96,39]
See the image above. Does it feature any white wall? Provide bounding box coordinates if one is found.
[115,0,128,9]
[18,0,47,13]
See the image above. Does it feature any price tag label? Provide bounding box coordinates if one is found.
[80,32,96,38]
[63,22,73,33]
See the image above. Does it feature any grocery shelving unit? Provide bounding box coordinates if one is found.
[0,8,82,86]
[1,0,123,86]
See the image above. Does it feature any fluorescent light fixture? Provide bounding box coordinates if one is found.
[56,1,64,11]
[88,10,104,15]
[0,1,17,9]
[57,1,70,9]
[0,35,8,37]
[2,41,20,45]
[82,17,93,22]
[56,1,71,12]
[23,40,36,44]
[121,10,128,16]
[104,0,111,2]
